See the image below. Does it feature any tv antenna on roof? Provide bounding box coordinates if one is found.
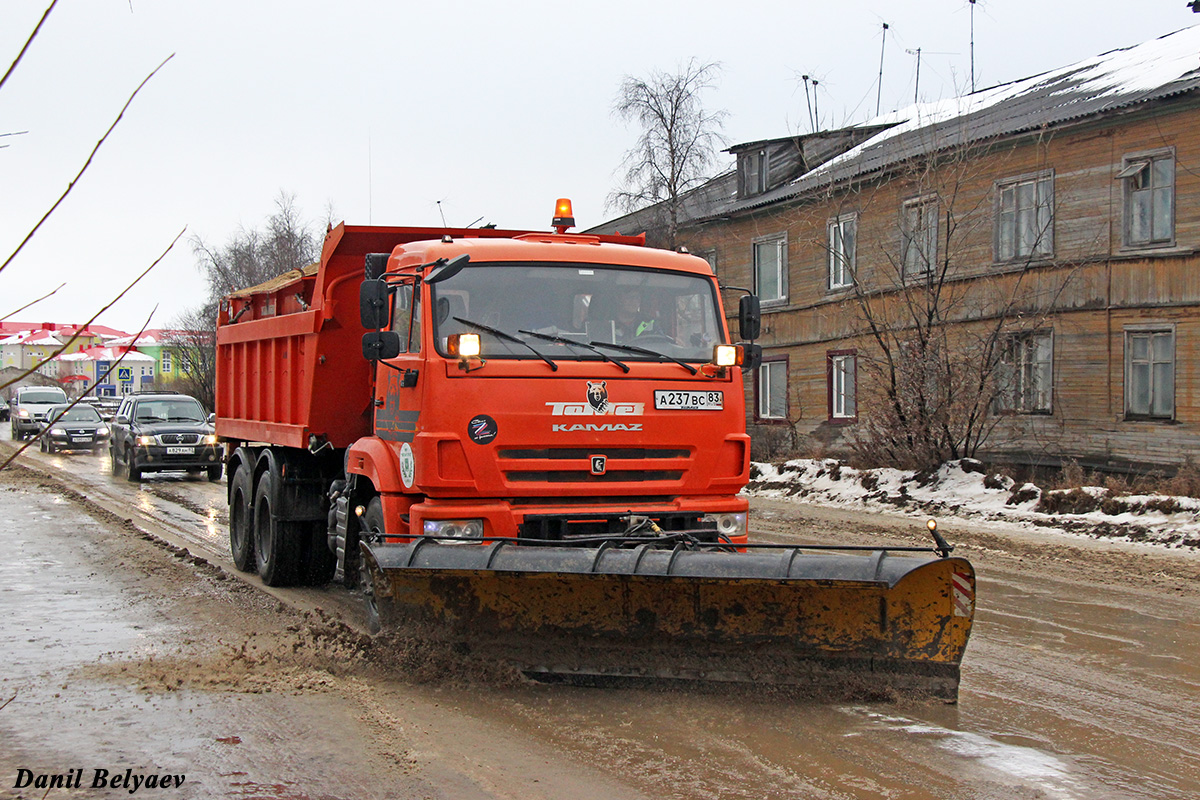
[876,22,889,117]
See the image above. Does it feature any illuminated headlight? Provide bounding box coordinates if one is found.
[18,409,29,418]
[423,518,484,541]
[203,434,219,445]
[713,344,740,367]
[702,512,747,539]
[97,426,110,437]
[50,427,67,437]
[136,435,155,446]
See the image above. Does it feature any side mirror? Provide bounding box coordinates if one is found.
[359,279,392,329]
[740,343,762,373]
[364,253,390,280]
[115,415,130,425]
[362,331,402,361]
[207,413,216,424]
[739,295,761,341]
[425,254,470,285]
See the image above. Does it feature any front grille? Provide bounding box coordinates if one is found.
[499,447,690,487]
[507,470,683,483]
[157,433,201,445]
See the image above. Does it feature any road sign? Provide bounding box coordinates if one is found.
[117,367,133,382]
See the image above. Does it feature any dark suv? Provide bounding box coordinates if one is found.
[109,393,222,482]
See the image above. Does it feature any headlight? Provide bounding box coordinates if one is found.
[136,435,155,446]
[423,518,484,541]
[50,427,67,436]
[18,409,29,418]
[702,512,747,540]
[203,434,219,445]
[97,426,109,436]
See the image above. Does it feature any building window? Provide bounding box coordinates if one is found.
[1125,328,1174,419]
[739,149,769,197]
[160,351,172,373]
[996,331,1053,414]
[1120,151,1175,247]
[996,172,1053,262]
[757,359,788,420]
[901,196,938,277]
[828,351,857,420]
[828,214,857,289]
[753,236,787,304]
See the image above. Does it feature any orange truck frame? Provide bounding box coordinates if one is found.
[216,215,759,588]
[216,207,974,697]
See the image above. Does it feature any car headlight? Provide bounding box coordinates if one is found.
[50,427,67,436]
[136,435,155,446]
[97,426,109,436]
[203,434,219,445]
[423,518,484,541]
[18,409,29,418]
[702,512,747,540]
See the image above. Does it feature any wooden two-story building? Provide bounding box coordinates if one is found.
[593,26,1200,472]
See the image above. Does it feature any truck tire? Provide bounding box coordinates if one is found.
[362,497,394,633]
[228,464,255,572]
[252,469,300,586]
[299,520,336,586]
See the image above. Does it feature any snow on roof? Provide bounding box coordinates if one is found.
[786,25,1200,198]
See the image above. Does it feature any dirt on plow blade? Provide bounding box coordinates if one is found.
[362,540,976,700]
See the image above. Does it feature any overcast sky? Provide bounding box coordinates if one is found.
[2,1,1196,332]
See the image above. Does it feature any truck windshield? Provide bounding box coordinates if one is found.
[430,263,725,363]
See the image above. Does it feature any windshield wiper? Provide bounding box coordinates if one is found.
[518,329,630,373]
[453,316,558,371]
[588,340,698,375]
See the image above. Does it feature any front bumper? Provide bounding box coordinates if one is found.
[130,444,222,472]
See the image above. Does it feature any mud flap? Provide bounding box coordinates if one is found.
[362,541,975,700]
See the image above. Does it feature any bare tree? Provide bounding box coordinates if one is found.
[173,191,323,407]
[609,59,728,249]
[841,143,1077,471]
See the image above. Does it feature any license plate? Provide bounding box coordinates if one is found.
[654,390,723,410]
[71,437,91,443]
[166,446,195,455]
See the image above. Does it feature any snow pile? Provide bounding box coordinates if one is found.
[746,458,1200,550]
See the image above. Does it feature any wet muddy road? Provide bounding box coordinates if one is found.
[2,434,1199,799]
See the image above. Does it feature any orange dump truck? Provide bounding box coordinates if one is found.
[215,204,975,698]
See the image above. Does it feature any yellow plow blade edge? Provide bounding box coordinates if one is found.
[363,541,976,700]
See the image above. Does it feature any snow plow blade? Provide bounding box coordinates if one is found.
[362,540,976,700]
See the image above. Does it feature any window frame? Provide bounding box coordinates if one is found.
[901,195,939,278]
[827,213,857,290]
[1123,324,1175,421]
[1120,148,1176,250]
[160,350,172,374]
[755,357,789,422]
[827,350,857,422]
[752,234,788,306]
[995,330,1054,415]
[994,170,1054,264]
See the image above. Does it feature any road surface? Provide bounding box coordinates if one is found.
[1,432,1198,799]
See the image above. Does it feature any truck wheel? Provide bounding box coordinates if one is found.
[228,465,255,572]
[362,498,394,633]
[253,470,299,586]
[125,448,142,482]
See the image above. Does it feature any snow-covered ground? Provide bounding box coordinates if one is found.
[746,458,1200,551]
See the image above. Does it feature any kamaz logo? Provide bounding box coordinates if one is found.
[552,423,643,432]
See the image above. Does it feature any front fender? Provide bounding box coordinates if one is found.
[346,436,405,494]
